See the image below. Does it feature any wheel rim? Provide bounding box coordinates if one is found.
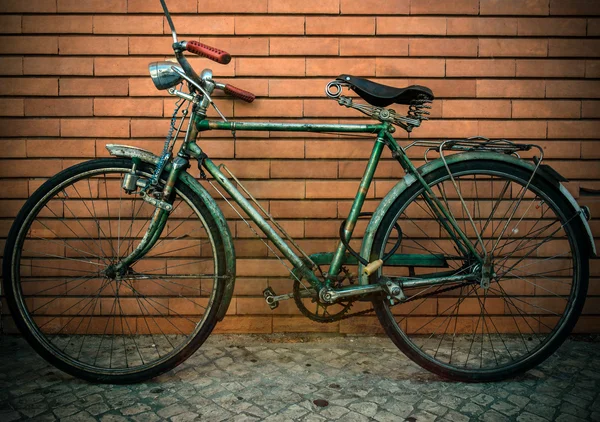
[376,167,580,373]
[11,164,221,376]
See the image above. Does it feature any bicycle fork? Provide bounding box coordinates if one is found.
[110,156,190,277]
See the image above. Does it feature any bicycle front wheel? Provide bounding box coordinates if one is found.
[3,158,227,383]
[370,159,589,382]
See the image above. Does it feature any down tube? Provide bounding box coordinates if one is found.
[200,156,323,287]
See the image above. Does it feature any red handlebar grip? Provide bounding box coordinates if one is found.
[224,84,256,103]
[185,41,231,65]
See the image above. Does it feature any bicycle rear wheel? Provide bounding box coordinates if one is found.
[369,159,589,382]
[3,158,226,383]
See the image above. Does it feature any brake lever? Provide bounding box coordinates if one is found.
[170,66,228,121]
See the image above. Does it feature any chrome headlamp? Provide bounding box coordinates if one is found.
[148,61,184,90]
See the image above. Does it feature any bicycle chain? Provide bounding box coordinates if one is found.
[329,280,479,322]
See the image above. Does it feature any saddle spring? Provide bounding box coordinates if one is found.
[407,95,432,122]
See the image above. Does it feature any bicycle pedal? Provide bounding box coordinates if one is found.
[263,287,279,310]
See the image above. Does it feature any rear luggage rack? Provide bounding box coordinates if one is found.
[405,137,540,162]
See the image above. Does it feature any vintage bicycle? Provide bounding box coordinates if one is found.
[2,0,596,384]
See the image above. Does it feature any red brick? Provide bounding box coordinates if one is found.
[0,0,56,13]
[512,100,581,118]
[1,58,22,75]
[269,78,335,97]
[518,18,586,36]
[447,17,518,35]
[236,180,305,199]
[479,39,548,57]
[234,99,303,118]
[376,58,445,77]
[306,181,374,199]
[411,119,479,139]
[306,140,373,158]
[303,99,362,118]
[271,160,338,179]
[0,99,24,117]
[130,36,267,56]
[340,38,408,57]
[270,37,338,56]
[546,81,600,98]
[274,317,339,333]
[0,159,61,177]
[0,16,21,34]
[128,0,198,13]
[549,40,600,58]
[480,120,547,139]
[27,139,96,157]
[268,0,339,14]
[0,37,57,54]
[168,16,235,35]
[237,58,305,77]
[442,100,511,118]
[94,98,163,117]
[24,57,93,76]
[94,16,163,35]
[270,200,337,218]
[59,78,129,96]
[341,0,409,14]
[410,79,477,98]
[549,121,600,139]
[235,140,304,158]
[377,17,446,35]
[60,118,130,138]
[477,80,545,98]
[213,316,272,334]
[587,61,600,78]
[411,0,479,15]
[57,0,127,12]
[582,101,600,118]
[307,58,375,77]
[0,118,60,137]
[94,57,154,76]
[25,98,93,117]
[409,38,478,57]
[23,16,93,34]
[516,60,585,77]
[446,59,515,77]
[235,16,304,35]
[59,36,128,56]
[306,17,375,35]
[550,0,600,15]
[481,0,549,16]
[0,78,58,96]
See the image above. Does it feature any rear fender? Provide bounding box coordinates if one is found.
[358,151,596,285]
[105,144,236,321]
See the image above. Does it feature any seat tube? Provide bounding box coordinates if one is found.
[327,129,387,280]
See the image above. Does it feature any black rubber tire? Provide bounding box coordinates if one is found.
[3,158,227,384]
[370,159,590,382]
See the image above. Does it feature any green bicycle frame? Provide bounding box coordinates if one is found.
[184,116,483,290]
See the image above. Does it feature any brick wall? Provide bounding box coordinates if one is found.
[0,0,599,334]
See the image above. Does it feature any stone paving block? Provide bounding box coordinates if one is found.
[1,335,600,421]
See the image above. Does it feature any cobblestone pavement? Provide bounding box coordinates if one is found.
[1,334,599,422]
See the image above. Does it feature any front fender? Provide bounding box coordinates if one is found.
[358,151,596,285]
[106,144,236,321]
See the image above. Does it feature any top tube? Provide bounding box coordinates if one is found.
[195,119,389,134]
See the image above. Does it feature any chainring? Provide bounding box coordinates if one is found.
[292,279,354,323]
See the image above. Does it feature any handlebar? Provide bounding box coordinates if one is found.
[222,84,256,103]
[184,41,231,65]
